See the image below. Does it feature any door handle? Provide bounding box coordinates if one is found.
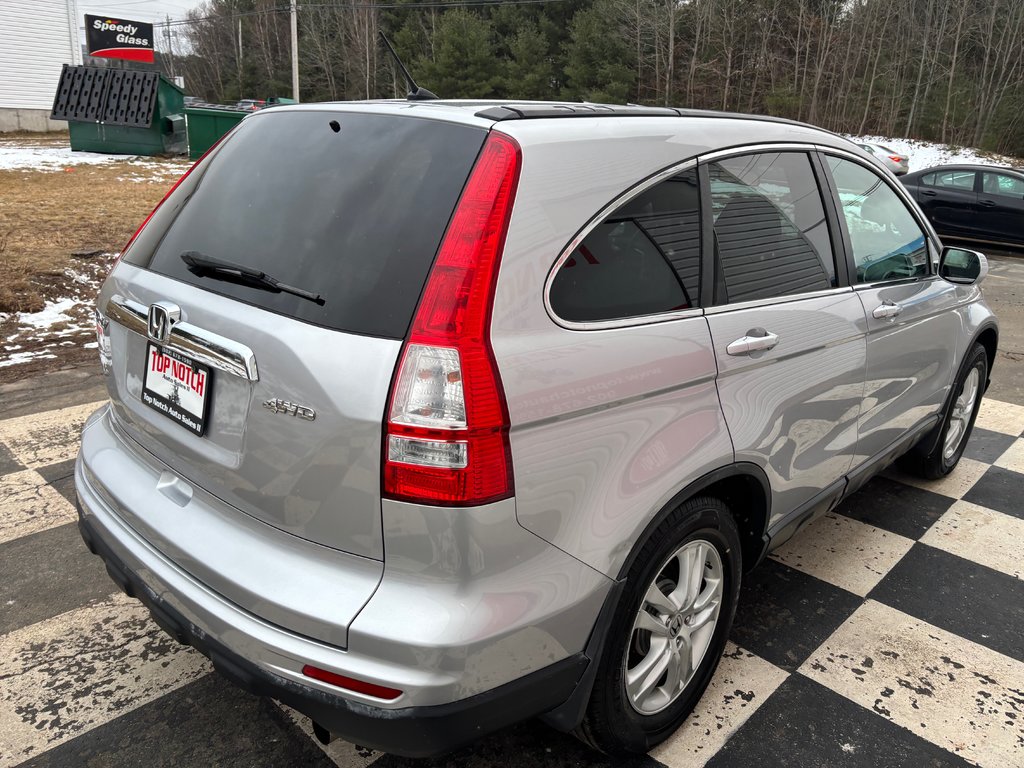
[726,329,779,356]
[979,199,997,207]
[872,301,903,320]
[920,190,937,197]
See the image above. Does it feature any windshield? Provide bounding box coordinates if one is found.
[124,110,486,339]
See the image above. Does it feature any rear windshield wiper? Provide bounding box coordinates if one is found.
[180,251,324,305]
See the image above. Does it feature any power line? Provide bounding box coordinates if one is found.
[155,0,577,27]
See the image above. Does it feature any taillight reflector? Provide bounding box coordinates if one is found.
[301,665,402,700]
[383,132,521,506]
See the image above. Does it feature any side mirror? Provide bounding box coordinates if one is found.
[939,246,988,285]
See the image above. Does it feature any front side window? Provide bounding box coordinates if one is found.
[826,156,929,283]
[982,171,1024,197]
[708,152,835,304]
[549,170,699,323]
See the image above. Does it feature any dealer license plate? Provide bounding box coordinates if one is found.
[142,344,211,436]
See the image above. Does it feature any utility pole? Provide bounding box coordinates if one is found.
[290,0,299,101]
[237,17,243,97]
[165,14,175,78]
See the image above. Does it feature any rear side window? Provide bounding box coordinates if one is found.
[709,152,835,304]
[549,170,700,323]
[124,111,486,339]
[933,170,976,190]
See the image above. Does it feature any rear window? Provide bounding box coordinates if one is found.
[124,110,486,339]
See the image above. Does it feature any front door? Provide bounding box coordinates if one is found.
[821,154,960,465]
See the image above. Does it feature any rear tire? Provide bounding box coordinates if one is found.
[901,342,987,480]
[576,496,741,755]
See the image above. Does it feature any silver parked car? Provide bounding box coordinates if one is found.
[857,142,910,175]
[77,101,998,757]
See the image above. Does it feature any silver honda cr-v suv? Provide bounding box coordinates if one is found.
[76,100,998,757]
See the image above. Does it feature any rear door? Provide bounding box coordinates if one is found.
[100,108,487,560]
[820,152,959,464]
[702,150,865,529]
[915,168,978,236]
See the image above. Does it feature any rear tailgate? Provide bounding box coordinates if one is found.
[99,108,488,561]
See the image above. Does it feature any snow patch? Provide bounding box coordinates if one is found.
[0,142,191,175]
[16,298,79,330]
[848,135,1021,173]
[0,350,58,368]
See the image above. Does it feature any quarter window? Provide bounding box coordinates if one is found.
[549,170,700,323]
[827,157,929,283]
[708,152,835,304]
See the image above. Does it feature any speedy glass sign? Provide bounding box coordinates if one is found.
[85,14,155,63]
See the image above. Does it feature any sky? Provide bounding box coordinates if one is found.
[73,0,206,57]
[75,0,206,25]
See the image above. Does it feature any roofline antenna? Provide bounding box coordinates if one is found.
[379,32,438,102]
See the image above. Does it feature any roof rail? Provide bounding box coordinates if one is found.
[474,102,817,131]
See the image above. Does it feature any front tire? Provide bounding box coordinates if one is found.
[577,496,741,754]
[902,342,987,480]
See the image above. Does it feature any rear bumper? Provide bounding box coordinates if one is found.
[77,511,587,757]
[75,404,611,755]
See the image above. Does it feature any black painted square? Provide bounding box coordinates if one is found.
[371,719,659,768]
[706,674,972,768]
[835,476,953,540]
[36,458,77,505]
[0,522,116,635]
[962,465,1024,520]
[0,441,26,476]
[870,543,1024,660]
[730,558,863,672]
[16,675,339,768]
[962,429,1016,464]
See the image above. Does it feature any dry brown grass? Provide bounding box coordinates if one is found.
[0,142,186,313]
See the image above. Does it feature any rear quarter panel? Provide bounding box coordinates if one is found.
[488,118,832,577]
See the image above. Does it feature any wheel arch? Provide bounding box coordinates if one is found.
[616,462,772,580]
[974,323,998,392]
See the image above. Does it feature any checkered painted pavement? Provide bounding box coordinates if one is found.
[1,395,1022,768]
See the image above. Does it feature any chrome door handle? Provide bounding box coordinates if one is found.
[726,329,779,356]
[872,301,903,320]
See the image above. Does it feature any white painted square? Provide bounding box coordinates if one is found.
[652,643,788,768]
[0,401,106,470]
[0,594,210,766]
[974,398,1024,437]
[921,501,1024,580]
[769,514,914,597]
[801,600,1024,768]
[884,457,989,499]
[0,469,76,544]
[993,438,1024,475]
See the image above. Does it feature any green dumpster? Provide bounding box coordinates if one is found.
[184,105,248,160]
[51,65,186,156]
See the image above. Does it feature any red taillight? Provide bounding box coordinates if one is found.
[383,132,521,506]
[889,155,903,163]
[301,665,402,700]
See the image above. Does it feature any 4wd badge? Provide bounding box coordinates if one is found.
[263,398,316,421]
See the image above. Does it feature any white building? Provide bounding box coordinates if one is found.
[0,0,81,131]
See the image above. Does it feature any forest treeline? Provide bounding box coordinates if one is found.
[171,0,1024,155]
